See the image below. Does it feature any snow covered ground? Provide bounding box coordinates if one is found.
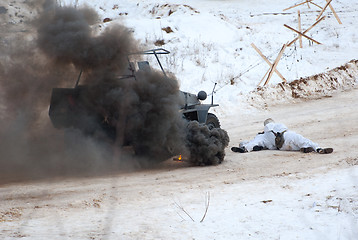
[1,163,357,240]
[1,0,358,239]
[54,0,358,110]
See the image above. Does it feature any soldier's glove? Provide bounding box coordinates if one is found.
[231,147,247,153]
[300,147,315,153]
[317,148,333,154]
[253,145,264,151]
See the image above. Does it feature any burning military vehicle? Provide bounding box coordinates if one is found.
[0,2,229,183]
[48,48,229,166]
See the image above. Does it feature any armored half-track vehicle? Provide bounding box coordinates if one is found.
[49,48,220,158]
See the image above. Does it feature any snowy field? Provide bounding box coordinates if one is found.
[1,0,358,239]
[54,0,358,110]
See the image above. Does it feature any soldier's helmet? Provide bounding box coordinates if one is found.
[264,118,274,126]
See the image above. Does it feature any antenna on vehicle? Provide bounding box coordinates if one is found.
[153,49,167,77]
[126,55,137,81]
[211,83,217,105]
[75,69,83,88]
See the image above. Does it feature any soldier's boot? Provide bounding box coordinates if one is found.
[253,145,264,151]
[231,147,247,153]
[300,147,315,153]
[316,148,333,154]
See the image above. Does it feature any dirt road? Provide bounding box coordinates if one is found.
[223,88,358,180]
[1,88,357,238]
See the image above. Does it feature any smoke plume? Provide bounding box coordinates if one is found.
[0,1,229,184]
[186,121,230,165]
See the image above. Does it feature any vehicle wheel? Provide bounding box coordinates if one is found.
[206,113,220,130]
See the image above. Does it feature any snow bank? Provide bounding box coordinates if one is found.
[244,59,358,109]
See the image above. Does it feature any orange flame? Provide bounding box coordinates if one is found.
[173,154,183,162]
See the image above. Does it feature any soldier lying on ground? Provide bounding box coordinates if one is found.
[231,118,333,154]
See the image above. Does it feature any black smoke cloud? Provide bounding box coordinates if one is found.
[186,121,229,165]
[36,4,138,82]
[0,1,229,184]
[35,3,188,163]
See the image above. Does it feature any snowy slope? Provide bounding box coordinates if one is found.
[59,0,358,112]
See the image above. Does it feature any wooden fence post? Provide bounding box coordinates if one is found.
[264,43,287,86]
[251,43,287,86]
[298,10,303,48]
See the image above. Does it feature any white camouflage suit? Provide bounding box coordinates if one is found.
[241,122,320,152]
[240,122,276,151]
[269,122,320,151]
